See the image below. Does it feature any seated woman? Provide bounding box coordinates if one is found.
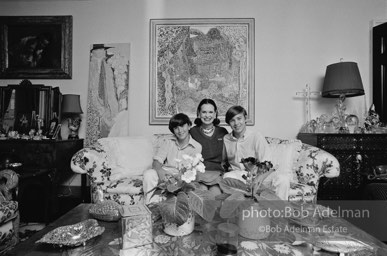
[190,99,228,196]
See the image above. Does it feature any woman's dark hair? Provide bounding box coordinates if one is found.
[169,113,192,133]
[225,105,247,124]
[194,98,221,126]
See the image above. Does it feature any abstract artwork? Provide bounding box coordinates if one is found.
[85,43,130,147]
[150,18,255,125]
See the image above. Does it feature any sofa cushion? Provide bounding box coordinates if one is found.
[267,139,302,183]
[98,136,154,178]
[105,176,143,194]
[91,183,143,205]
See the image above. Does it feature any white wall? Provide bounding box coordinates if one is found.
[1,0,386,139]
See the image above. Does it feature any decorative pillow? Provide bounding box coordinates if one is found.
[267,139,302,183]
[99,136,154,178]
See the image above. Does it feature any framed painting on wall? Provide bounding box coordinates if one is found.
[0,16,72,79]
[149,18,255,125]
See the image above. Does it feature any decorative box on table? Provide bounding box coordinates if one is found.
[121,204,152,249]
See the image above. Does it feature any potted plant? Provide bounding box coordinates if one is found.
[218,158,288,239]
[152,153,217,236]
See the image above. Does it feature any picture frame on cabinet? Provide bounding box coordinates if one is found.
[0,15,72,79]
[52,124,61,140]
[149,18,255,125]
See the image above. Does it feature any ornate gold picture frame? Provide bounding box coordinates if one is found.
[0,16,72,79]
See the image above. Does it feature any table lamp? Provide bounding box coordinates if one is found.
[61,94,83,139]
[322,61,364,131]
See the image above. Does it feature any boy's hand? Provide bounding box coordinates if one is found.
[222,161,231,172]
[156,167,178,181]
[156,168,167,181]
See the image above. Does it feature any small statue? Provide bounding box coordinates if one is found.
[37,116,44,131]
[29,129,36,138]
[365,104,381,131]
[17,114,29,134]
[7,131,19,139]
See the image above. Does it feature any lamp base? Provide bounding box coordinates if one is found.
[68,134,79,140]
[67,117,81,140]
[336,94,348,131]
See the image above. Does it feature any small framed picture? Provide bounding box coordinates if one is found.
[52,124,61,140]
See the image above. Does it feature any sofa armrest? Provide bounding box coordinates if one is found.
[315,148,340,179]
[71,145,112,184]
[295,144,340,186]
[0,169,19,201]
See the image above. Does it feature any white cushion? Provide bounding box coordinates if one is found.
[98,136,154,178]
[267,139,302,183]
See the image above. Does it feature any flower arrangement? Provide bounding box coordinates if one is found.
[154,153,217,226]
[218,157,284,218]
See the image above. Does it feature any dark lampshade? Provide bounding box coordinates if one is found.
[322,62,365,98]
[61,94,83,114]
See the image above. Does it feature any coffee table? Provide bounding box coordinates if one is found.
[7,203,122,256]
[7,203,387,256]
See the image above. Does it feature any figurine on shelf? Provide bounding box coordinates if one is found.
[33,129,44,140]
[29,129,35,138]
[19,114,29,134]
[364,104,381,131]
[300,119,318,133]
[37,115,44,132]
[7,131,19,139]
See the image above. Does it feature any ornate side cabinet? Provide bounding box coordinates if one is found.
[297,133,387,200]
[0,139,83,223]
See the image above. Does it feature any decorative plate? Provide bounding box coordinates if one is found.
[313,235,374,254]
[36,219,105,247]
[288,204,334,227]
[288,216,320,227]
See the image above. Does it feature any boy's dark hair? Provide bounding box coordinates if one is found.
[169,113,192,133]
[225,105,247,124]
[194,98,221,126]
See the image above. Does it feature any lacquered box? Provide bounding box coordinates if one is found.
[121,204,152,249]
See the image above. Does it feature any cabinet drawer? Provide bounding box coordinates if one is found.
[318,136,358,150]
[360,136,387,150]
[0,142,55,168]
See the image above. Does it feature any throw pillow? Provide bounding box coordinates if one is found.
[267,139,302,183]
[99,136,154,178]
[115,136,154,175]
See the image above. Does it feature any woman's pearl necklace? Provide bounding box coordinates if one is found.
[201,126,215,135]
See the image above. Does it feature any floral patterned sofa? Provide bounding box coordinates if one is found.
[71,135,340,205]
[0,169,19,255]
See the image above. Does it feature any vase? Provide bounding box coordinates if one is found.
[237,201,270,240]
[163,211,195,236]
[345,114,359,133]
